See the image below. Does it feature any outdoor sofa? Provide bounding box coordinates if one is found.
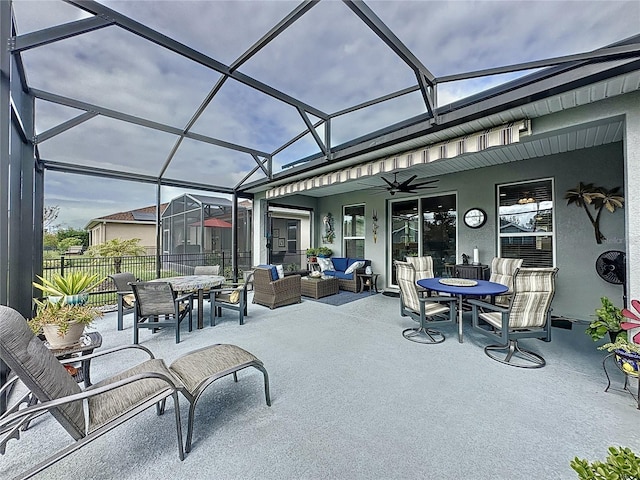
[316,257,371,292]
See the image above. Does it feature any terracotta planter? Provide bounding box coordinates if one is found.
[42,321,85,348]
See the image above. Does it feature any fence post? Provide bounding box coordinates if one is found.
[60,256,65,276]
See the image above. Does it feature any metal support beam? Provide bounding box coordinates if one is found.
[155,182,161,279]
[437,43,640,83]
[64,0,329,119]
[31,88,271,157]
[232,193,238,282]
[343,0,436,116]
[35,111,98,143]
[235,155,270,190]
[10,16,113,52]
[297,107,328,156]
[1,0,11,307]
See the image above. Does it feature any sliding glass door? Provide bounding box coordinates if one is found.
[390,194,457,285]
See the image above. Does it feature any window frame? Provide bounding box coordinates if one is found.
[497,178,556,267]
[343,204,366,258]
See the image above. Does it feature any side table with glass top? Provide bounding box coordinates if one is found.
[46,331,103,387]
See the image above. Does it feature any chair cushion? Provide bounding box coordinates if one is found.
[123,293,136,307]
[317,258,334,272]
[88,358,180,431]
[0,306,85,439]
[334,271,353,280]
[331,257,348,272]
[344,260,365,275]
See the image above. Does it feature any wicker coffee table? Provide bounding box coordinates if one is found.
[301,276,339,299]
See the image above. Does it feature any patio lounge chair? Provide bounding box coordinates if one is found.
[109,272,138,331]
[0,305,271,478]
[395,260,456,344]
[469,267,559,368]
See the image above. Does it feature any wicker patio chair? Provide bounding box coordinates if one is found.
[130,281,193,344]
[252,267,301,309]
[0,305,271,478]
[109,272,138,331]
[469,267,559,368]
[395,260,456,344]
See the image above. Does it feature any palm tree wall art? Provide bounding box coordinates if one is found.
[564,182,625,244]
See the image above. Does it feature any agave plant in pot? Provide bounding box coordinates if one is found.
[33,272,104,305]
[28,299,103,348]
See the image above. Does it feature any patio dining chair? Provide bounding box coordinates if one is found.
[469,267,559,368]
[193,265,221,302]
[130,281,193,344]
[488,257,523,306]
[109,272,138,331]
[0,305,271,479]
[210,272,253,326]
[395,261,456,344]
[406,255,434,296]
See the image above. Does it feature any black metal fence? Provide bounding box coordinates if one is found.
[40,250,310,307]
[41,251,254,307]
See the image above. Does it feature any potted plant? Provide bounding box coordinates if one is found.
[306,248,318,262]
[33,272,104,305]
[599,336,640,376]
[585,296,623,343]
[28,300,103,348]
[316,246,333,258]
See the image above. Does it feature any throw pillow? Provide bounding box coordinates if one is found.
[275,264,285,279]
[229,289,240,304]
[317,257,335,272]
[344,260,365,275]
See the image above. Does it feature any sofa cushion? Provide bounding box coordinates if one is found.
[257,264,279,281]
[331,257,348,272]
[317,258,335,272]
[334,271,354,280]
[345,260,365,275]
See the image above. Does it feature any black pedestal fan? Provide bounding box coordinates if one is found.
[595,250,627,308]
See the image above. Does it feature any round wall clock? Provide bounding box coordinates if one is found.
[463,208,487,228]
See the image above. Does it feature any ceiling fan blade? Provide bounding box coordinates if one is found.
[398,175,417,188]
[381,176,396,188]
[410,179,440,188]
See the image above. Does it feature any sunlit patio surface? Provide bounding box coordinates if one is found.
[3,293,639,479]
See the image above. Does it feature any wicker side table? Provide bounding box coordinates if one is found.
[301,277,339,299]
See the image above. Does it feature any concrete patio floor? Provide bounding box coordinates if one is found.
[2,292,639,479]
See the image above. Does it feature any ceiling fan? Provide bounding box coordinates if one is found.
[380,172,439,195]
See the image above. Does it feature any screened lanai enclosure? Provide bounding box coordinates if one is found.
[2,0,640,322]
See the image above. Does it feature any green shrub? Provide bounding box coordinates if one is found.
[571,446,640,479]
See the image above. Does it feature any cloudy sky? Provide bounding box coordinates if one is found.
[10,0,640,228]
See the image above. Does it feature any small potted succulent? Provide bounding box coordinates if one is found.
[33,272,104,305]
[28,299,103,348]
[598,299,640,376]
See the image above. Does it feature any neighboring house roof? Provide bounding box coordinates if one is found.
[84,203,168,230]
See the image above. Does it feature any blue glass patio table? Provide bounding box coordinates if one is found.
[151,275,225,329]
[417,278,508,343]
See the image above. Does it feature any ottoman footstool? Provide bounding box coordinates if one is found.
[168,344,271,452]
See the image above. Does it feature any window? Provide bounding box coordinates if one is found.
[498,179,554,267]
[343,204,365,258]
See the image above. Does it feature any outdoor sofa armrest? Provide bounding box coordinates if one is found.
[270,274,301,294]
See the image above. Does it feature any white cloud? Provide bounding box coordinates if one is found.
[11,0,639,228]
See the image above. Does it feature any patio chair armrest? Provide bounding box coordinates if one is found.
[421,295,457,304]
[271,275,300,294]
[467,298,508,313]
[57,344,156,365]
[175,292,194,303]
